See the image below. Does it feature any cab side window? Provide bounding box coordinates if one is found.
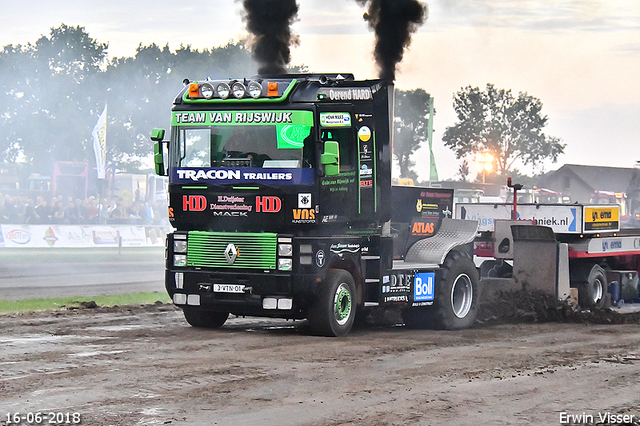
[321,128,354,172]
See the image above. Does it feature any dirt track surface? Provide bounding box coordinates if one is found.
[2,304,640,426]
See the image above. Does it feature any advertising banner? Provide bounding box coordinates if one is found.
[0,225,168,248]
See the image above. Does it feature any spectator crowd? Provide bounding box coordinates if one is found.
[0,192,169,225]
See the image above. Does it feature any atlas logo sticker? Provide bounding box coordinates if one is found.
[183,195,206,211]
[315,249,326,267]
[224,243,240,264]
[256,196,282,213]
[414,272,435,302]
[411,220,435,236]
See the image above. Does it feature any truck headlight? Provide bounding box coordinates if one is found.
[278,258,292,271]
[174,240,187,253]
[278,243,293,257]
[174,255,187,267]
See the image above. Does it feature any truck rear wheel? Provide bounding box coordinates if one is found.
[183,308,229,329]
[403,251,479,330]
[575,264,607,309]
[433,251,479,329]
[308,269,356,337]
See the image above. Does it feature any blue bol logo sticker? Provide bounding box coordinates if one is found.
[414,273,435,302]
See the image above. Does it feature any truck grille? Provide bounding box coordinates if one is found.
[187,231,277,270]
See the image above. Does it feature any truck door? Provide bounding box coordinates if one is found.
[318,109,359,223]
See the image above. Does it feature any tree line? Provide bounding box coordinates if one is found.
[0,24,562,182]
[0,24,261,175]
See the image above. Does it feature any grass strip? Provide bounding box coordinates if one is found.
[0,291,171,314]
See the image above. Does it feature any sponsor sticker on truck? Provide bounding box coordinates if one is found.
[456,203,620,234]
[584,206,619,231]
[414,272,435,302]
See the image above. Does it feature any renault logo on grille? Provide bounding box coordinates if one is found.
[224,243,239,264]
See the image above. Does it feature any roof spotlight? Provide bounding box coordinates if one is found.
[200,82,214,99]
[232,82,246,99]
[248,81,263,99]
[216,82,230,99]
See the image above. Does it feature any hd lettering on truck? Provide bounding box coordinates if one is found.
[183,195,206,212]
[152,74,481,337]
[255,196,281,213]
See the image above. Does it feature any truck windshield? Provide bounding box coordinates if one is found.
[176,111,314,169]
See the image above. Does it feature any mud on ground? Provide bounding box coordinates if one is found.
[1,303,640,426]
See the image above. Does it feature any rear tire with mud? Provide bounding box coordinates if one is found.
[183,308,229,329]
[403,251,480,330]
[307,269,356,337]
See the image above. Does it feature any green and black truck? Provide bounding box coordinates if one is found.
[152,73,480,336]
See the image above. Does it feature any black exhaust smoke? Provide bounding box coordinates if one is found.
[356,0,428,82]
[242,0,300,75]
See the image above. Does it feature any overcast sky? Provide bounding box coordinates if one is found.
[2,0,639,181]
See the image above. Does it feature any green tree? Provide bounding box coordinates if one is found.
[394,88,431,181]
[0,24,108,170]
[101,41,257,169]
[0,25,258,174]
[442,83,564,176]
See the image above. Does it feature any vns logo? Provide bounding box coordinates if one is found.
[183,195,206,211]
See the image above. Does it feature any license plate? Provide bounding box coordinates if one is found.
[213,284,245,293]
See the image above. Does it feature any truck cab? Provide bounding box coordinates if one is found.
[152,74,479,336]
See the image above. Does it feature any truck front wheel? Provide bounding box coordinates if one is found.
[308,269,356,337]
[183,308,229,329]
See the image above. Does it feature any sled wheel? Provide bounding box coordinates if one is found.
[576,264,607,309]
[183,308,229,328]
[308,269,356,337]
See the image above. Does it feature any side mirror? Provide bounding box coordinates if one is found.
[321,141,340,176]
[151,128,165,142]
[151,128,166,176]
[154,142,166,176]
